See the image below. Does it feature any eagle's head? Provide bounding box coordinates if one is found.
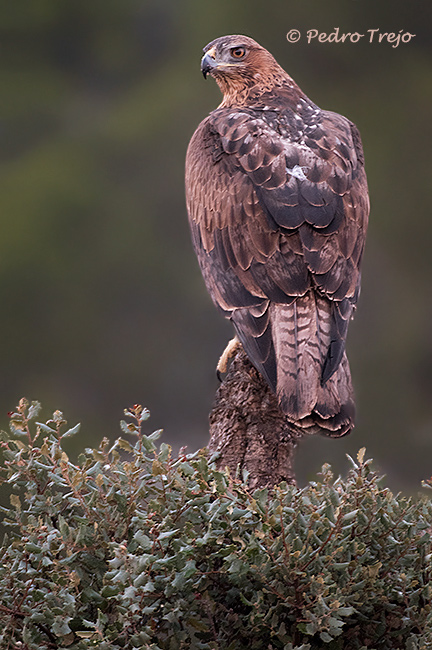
[200,35,292,106]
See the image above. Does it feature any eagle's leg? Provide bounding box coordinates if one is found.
[216,336,241,380]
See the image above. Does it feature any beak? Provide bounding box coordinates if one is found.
[201,47,217,79]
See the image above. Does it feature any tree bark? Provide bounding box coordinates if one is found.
[208,347,302,490]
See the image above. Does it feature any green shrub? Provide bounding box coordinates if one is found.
[0,398,431,650]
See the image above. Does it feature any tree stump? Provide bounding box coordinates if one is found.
[208,347,302,489]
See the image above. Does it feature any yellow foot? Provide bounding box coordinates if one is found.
[216,336,241,377]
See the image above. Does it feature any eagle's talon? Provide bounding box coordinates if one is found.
[216,336,241,377]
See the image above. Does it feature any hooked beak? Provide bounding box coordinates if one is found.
[201,47,217,79]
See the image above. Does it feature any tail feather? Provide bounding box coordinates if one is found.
[229,291,355,437]
[271,293,355,436]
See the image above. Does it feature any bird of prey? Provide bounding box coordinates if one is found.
[185,35,369,437]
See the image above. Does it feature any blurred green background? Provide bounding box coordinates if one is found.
[1,0,431,491]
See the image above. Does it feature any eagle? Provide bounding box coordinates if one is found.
[185,35,369,437]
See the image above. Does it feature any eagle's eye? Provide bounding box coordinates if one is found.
[230,46,246,59]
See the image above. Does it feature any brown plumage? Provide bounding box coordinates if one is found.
[185,35,369,436]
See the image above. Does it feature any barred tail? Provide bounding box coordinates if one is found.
[271,293,355,437]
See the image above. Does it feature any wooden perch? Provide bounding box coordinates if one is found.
[208,347,302,490]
